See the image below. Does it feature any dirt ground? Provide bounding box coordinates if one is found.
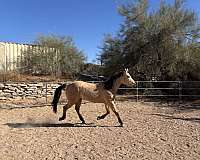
[0,100,200,160]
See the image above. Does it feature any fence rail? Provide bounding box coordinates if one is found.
[0,81,199,108]
[89,80,200,101]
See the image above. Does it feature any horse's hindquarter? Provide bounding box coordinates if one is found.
[65,82,80,103]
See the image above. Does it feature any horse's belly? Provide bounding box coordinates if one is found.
[81,92,104,103]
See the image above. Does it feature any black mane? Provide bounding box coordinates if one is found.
[103,72,123,90]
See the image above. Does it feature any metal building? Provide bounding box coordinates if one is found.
[0,41,32,71]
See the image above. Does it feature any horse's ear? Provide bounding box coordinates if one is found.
[125,68,129,72]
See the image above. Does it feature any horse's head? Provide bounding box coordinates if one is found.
[121,68,136,86]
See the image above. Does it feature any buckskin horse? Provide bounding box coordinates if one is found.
[51,69,135,126]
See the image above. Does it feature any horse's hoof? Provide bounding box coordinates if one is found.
[81,121,86,124]
[59,117,65,121]
[119,123,123,127]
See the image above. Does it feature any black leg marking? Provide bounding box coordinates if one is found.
[75,99,85,124]
[97,105,110,120]
[108,101,123,126]
[59,103,73,121]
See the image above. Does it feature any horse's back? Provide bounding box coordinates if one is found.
[66,81,105,103]
[75,81,96,88]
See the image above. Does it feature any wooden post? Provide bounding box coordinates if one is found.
[136,81,139,102]
[179,81,182,102]
[46,82,48,106]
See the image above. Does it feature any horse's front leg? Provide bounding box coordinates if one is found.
[97,105,110,120]
[108,101,123,127]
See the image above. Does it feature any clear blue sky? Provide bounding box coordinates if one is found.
[0,0,199,63]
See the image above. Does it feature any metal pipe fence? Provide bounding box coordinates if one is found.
[90,80,200,102]
[0,81,199,108]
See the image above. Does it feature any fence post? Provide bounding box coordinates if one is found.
[136,81,138,102]
[46,82,48,106]
[179,81,182,102]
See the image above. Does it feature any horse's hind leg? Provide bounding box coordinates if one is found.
[59,103,73,121]
[108,101,123,126]
[97,105,110,120]
[75,99,85,124]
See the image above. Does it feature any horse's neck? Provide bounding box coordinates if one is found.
[111,78,122,94]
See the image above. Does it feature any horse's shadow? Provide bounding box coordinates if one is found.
[5,122,122,128]
[151,114,200,123]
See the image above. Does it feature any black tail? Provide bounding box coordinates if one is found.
[51,84,66,113]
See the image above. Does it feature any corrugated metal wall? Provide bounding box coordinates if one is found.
[0,42,30,71]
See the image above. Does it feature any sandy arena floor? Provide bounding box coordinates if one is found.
[0,101,200,160]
